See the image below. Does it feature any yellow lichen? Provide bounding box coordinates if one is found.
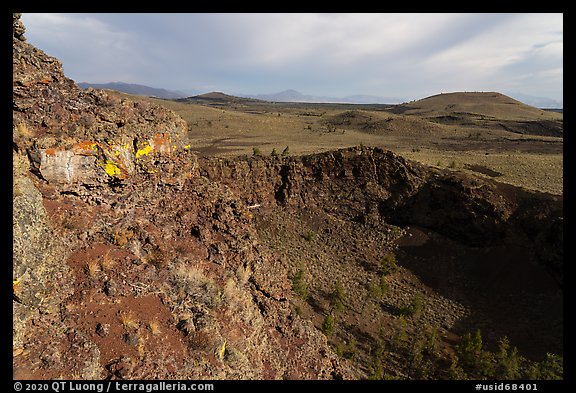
[184,144,191,150]
[104,160,121,177]
[217,339,227,360]
[135,144,153,158]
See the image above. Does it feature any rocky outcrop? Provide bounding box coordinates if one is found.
[13,12,188,190]
[12,13,357,380]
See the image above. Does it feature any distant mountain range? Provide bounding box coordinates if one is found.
[76,82,562,109]
[238,89,405,104]
[504,92,563,110]
[77,82,189,100]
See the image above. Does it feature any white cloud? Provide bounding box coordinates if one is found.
[21,13,148,83]
[422,14,562,78]
[224,13,466,69]
[19,13,563,101]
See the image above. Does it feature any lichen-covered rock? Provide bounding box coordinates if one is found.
[13,13,189,190]
[13,152,73,351]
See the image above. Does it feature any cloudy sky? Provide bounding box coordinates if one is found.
[20,13,563,103]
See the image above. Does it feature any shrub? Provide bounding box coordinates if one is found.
[281,146,290,156]
[113,229,134,247]
[252,147,261,156]
[303,231,315,241]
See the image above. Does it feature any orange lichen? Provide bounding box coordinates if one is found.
[21,77,51,87]
[73,141,98,155]
[151,133,171,154]
[44,148,58,156]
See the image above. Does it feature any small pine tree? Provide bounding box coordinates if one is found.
[456,329,495,379]
[424,325,439,357]
[399,291,425,318]
[322,313,335,336]
[368,274,389,300]
[526,353,563,380]
[290,268,308,300]
[495,336,522,380]
[368,338,387,380]
[329,280,346,313]
[447,354,468,379]
[380,253,398,276]
[391,316,409,350]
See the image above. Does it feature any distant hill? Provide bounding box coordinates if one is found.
[243,89,404,104]
[176,91,263,105]
[390,91,562,137]
[77,81,188,100]
[393,92,563,122]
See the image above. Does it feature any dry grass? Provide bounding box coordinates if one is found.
[140,93,564,196]
[172,264,220,307]
[119,311,139,330]
[148,319,161,335]
[14,122,33,138]
[399,149,563,195]
[235,263,251,285]
[85,259,101,278]
[100,250,115,271]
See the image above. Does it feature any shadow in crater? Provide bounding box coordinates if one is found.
[394,225,563,361]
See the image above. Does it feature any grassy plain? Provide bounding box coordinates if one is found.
[143,91,562,195]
